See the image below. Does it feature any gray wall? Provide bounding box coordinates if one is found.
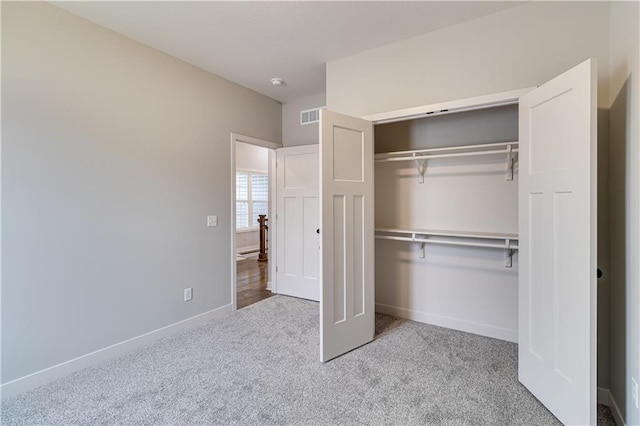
[608,2,640,424]
[1,2,281,383]
[327,2,611,116]
[326,0,635,406]
[236,142,269,172]
[282,92,325,146]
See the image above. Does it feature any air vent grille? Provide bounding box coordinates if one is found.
[300,106,326,126]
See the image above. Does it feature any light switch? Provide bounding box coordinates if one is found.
[207,215,218,227]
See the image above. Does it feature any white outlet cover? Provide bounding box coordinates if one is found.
[207,215,218,227]
[184,288,193,301]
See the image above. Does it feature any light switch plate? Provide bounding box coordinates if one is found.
[207,215,218,227]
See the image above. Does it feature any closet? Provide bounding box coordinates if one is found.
[373,105,520,343]
[316,59,597,425]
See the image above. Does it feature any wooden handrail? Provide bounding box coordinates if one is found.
[257,215,268,262]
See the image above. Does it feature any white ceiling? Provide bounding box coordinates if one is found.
[53,1,524,103]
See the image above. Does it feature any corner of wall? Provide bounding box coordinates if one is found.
[607,1,640,424]
[282,92,326,147]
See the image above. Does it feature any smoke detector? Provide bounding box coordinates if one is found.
[270,78,285,87]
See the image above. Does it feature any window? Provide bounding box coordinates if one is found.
[236,171,268,229]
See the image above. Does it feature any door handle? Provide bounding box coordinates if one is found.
[316,228,320,234]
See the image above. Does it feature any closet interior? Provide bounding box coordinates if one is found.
[373,104,521,342]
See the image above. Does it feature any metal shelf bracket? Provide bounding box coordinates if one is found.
[506,144,514,181]
[504,238,514,268]
[413,153,426,184]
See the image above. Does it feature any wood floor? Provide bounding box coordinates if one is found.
[236,258,272,309]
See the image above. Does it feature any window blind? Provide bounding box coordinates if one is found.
[236,171,268,229]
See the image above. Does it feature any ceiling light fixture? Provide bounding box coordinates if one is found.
[270,77,285,87]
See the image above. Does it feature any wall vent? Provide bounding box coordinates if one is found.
[300,106,326,126]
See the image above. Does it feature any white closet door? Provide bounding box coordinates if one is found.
[319,110,374,362]
[518,58,597,425]
[275,145,319,301]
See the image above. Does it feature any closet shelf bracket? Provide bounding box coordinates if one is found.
[413,153,427,184]
[506,144,515,181]
[407,232,427,258]
[504,238,514,268]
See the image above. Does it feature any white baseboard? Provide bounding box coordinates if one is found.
[237,245,259,255]
[375,303,518,343]
[0,303,232,400]
[598,387,611,405]
[598,387,626,426]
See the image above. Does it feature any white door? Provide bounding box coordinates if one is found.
[319,110,374,362]
[275,145,319,301]
[518,58,597,425]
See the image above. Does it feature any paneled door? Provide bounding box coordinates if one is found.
[275,145,319,301]
[518,58,597,425]
[319,110,374,362]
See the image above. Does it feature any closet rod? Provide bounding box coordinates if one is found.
[375,228,518,240]
[375,141,518,159]
[375,147,518,163]
[375,234,519,250]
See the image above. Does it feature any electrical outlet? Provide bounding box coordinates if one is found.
[632,377,639,410]
[184,288,193,302]
[207,215,218,227]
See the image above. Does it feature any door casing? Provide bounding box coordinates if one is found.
[230,133,282,310]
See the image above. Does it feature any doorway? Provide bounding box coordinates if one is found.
[230,134,281,310]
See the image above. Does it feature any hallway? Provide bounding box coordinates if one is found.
[236,257,272,309]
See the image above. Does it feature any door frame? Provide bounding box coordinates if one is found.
[230,133,282,310]
[362,88,532,124]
